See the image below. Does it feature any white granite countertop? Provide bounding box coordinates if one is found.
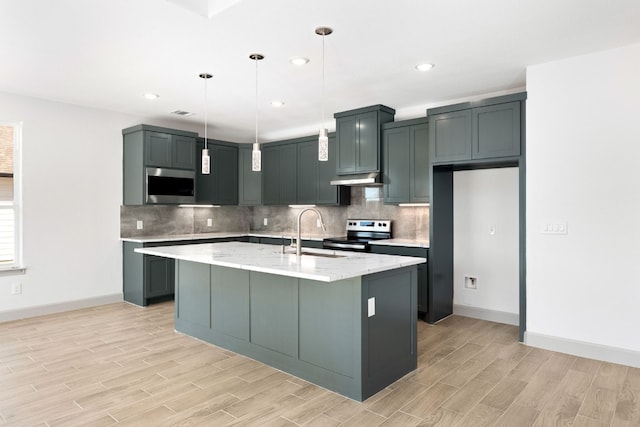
[135,242,426,282]
[121,232,338,244]
[369,239,429,248]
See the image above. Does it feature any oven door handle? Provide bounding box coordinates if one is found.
[323,242,367,250]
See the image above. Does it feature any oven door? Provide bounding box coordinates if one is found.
[322,239,369,252]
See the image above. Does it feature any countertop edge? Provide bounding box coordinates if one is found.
[135,242,426,282]
[121,233,429,248]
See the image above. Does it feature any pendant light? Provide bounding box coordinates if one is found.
[250,53,264,172]
[316,26,333,162]
[199,72,213,174]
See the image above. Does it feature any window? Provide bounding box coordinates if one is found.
[0,122,22,269]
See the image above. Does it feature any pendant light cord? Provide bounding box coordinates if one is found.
[204,75,208,149]
[322,32,325,129]
[255,57,258,145]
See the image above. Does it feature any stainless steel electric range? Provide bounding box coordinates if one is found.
[322,219,391,252]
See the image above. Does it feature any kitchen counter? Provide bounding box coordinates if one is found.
[135,241,425,282]
[139,240,420,401]
[121,231,340,244]
[370,238,429,248]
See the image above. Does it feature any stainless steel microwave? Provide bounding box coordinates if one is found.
[145,167,195,204]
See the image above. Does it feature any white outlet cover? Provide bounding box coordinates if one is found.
[368,297,376,317]
[136,220,143,230]
[207,218,213,227]
[263,218,268,226]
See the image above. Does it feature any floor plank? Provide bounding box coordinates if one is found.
[0,301,636,426]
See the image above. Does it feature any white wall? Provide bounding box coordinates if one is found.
[0,92,197,319]
[453,168,519,324]
[526,43,640,364]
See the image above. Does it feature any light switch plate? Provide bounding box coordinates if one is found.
[368,297,375,317]
[207,218,213,227]
[541,221,568,235]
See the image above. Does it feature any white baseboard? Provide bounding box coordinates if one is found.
[0,293,123,323]
[525,331,640,369]
[453,304,519,326]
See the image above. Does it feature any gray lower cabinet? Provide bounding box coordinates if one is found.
[262,143,297,205]
[174,261,417,401]
[238,145,262,206]
[144,255,174,298]
[123,237,242,306]
[371,245,428,320]
[383,118,429,204]
[196,139,238,205]
[429,98,521,164]
[123,241,175,306]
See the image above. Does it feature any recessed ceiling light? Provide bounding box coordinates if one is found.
[415,63,435,72]
[271,100,285,107]
[144,93,159,100]
[290,57,309,66]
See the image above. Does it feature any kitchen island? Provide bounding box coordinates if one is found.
[136,242,425,401]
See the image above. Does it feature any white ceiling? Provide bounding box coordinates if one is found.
[2,0,640,143]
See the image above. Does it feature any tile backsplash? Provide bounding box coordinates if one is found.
[120,187,428,241]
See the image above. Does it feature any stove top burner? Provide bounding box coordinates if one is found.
[322,219,391,252]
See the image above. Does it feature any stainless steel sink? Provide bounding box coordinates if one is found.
[300,251,345,258]
[275,249,346,258]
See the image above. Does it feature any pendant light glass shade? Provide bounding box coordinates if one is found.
[316,26,332,162]
[318,128,329,161]
[250,53,264,172]
[199,72,213,174]
[252,142,261,171]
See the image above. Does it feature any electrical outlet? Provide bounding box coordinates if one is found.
[207,218,213,227]
[11,283,21,295]
[368,297,376,317]
[464,276,477,290]
[263,218,268,226]
[136,220,143,230]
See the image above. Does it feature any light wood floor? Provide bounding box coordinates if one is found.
[1,302,638,426]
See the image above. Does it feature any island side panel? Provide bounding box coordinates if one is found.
[249,272,298,358]
[172,260,418,401]
[298,277,362,395]
[211,266,250,343]
[361,266,418,400]
[175,260,211,339]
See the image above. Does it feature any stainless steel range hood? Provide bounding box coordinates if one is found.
[330,172,382,186]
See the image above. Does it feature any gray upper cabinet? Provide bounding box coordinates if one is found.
[430,110,472,163]
[473,102,521,159]
[429,95,524,164]
[383,118,429,204]
[238,145,262,206]
[123,124,198,205]
[196,139,238,205]
[297,139,317,205]
[335,105,395,174]
[263,143,297,206]
[144,130,196,169]
[297,135,350,206]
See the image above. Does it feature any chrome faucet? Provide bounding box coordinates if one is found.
[296,207,326,256]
